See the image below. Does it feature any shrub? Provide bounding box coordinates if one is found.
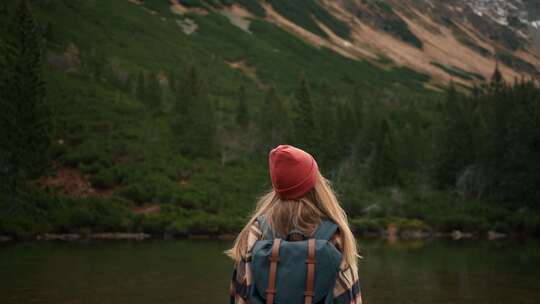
[91,169,118,189]
[389,217,431,232]
[350,218,385,234]
[0,191,133,236]
[48,197,133,233]
[118,173,179,204]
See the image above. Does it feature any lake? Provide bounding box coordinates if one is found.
[1,239,539,304]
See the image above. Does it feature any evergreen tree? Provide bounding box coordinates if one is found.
[172,66,216,157]
[434,83,476,188]
[314,82,339,166]
[0,2,8,19]
[135,70,146,103]
[292,73,318,153]
[259,85,289,150]
[336,100,358,158]
[123,73,134,95]
[369,118,399,188]
[145,72,162,113]
[87,49,107,81]
[168,70,177,93]
[490,63,504,92]
[0,0,51,205]
[44,21,55,45]
[235,86,249,128]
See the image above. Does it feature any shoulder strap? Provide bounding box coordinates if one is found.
[304,239,316,304]
[266,238,282,304]
[313,219,339,241]
[257,215,274,240]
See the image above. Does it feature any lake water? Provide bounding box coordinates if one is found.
[1,239,539,304]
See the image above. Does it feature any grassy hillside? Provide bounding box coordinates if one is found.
[2,0,539,239]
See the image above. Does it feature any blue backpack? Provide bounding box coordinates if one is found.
[249,217,342,304]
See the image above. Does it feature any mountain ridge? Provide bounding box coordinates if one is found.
[168,0,540,86]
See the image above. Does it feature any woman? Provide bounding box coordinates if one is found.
[227,145,362,304]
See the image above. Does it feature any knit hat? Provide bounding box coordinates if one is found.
[269,145,319,200]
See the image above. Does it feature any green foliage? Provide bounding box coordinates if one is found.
[434,72,540,210]
[138,205,245,236]
[0,0,51,205]
[0,190,133,237]
[266,0,350,39]
[172,66,216,157]
[358,0,423,48]
[235,85,249,128]
[1,0,538,239]
[314,82,340,165]
[434,84,477,188]
[292,74,319,153]
[431,62,485,81]
[369,119,399,188]
[258,86,290,151]
[350,218,385,234]
[496,50,538,75]
[351,217,430,235]
[440,17,492,57]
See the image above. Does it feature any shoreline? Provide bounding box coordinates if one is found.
[0,229,522,243]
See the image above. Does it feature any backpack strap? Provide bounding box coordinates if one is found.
[304,238,316,304]
[257,216,274,240]
[266,238,282,304]
[313,219,339,241]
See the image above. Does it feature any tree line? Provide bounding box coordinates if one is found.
[1,0,539,224]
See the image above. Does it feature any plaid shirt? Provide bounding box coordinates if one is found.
[229,221,362,304]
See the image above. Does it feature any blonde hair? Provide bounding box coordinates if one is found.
[226,172,358,269]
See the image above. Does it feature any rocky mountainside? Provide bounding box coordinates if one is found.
[170,0,540,86]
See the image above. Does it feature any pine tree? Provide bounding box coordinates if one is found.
[336,100,358,158]
[123,73,134,95]
[135,70,146,103]
[314,82,339,165]
[259,85,289,150]
[44,21,55,45]
[490,63,504,92]
[292,73,318,153]
[235,86,249,128]
[370,118,399,188]
[0,1,8,17]
[172,66,216,157]
[434,83,476,188]
[145,72,162,113]
[168,70,177,93]
[0,0,51,205]
[87,50,107,81]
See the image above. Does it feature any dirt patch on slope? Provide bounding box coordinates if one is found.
[47,43,81,73]
[226,60,267,89]
[221,5,252,33]
[398,11,522,82]
[261,3,378,61]
[37,167,114,198]
[133,204,161,215]
[169,0,208,16]
[318,0,539,84]
[227,4,254,19]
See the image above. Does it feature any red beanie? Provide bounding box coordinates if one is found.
[269,145,319,200]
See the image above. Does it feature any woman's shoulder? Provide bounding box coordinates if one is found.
[243,220,263,255]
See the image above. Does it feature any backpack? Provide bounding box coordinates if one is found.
[249,216,342,304]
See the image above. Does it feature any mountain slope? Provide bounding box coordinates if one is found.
[170,0,539,86]
[2,0,540,238]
